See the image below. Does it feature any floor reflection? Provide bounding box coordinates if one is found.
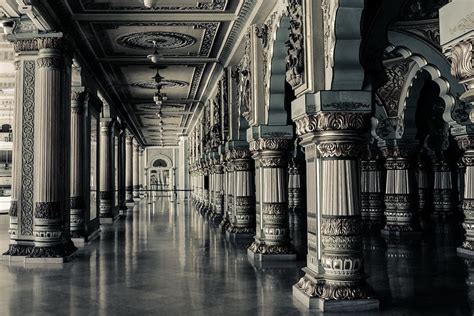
[0,199,472,314]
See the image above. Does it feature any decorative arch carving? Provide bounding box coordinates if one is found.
[147,153,173,169]
[372,31,465,148]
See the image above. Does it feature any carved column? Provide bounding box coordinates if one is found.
[133,140,140,200]
[381,145,419,236]
[29,35,76,259]
[139,148,144,198]
[292,94,378,310]
[202,157,210,215]
[118,127,127,211]
[211,155,224,222]
[4,39,38,256]
[248,137,295,261]
[361,155,385,232]
[432,158,456,222]
[440,0,474,256]
[70,88,88,238]
[416,155,432,220]
[220,157,234,230]
[457,138,474,255]
[125,133,134,204]
[227,147,255,236]
[99,118,114,222]
[288,158,304,228]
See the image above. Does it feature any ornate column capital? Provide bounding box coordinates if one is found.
[99,118,113,135]
[440,1,474,102]
[71,87,89,114]
[13,38,38,53]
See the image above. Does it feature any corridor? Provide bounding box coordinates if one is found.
[0,198,471,315]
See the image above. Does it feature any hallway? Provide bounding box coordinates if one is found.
[0,198,471,315]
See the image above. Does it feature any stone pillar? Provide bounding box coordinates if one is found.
[292,93,378,311]
[178,134,189,199]
[440,0,474,257]
[70,88,88,239]
[381,146,419,236]
[99,118,114,222]
[125,133,134,204]
[220,158,233,230]
[226,146,254,236]
[361,155,385,232]
[211,154,224,222]
[458,139,474,255]
[133,140,140,200]
[432,158,456,222]
[416,155,432,220]
[248,137,295,261]
[4,39,38,256]
[29,35,76,260]
[139,148,144,198]
[118,128,127,211]
[288,158,304,228]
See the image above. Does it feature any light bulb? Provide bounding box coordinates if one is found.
[143,0,158,8]
[147,52,160,63]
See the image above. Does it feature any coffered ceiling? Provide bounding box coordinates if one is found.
[35,0,265,147]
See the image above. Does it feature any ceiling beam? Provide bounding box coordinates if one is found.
[71,13,236,22]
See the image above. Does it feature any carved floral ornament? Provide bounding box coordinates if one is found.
[249,138,292,152]
[295,111,370,136]
[449,40,474,88]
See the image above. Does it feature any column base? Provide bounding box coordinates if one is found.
[23,240,77,264]
[247,241,297,262]
[2,243,34,261]
[71,228,101,246]
[457,246,474,258]
[293,286,379,312]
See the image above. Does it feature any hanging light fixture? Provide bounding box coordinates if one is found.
[143,0,159,9]
[151,66,168,106]
[147,40,160,63]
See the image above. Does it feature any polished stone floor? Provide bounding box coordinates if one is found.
[0,198,472,315]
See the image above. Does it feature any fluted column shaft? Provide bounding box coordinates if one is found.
[99,118,114,219]
[133,141,140,199]
[432,160,455,221]
[227,153,254,234]
[220,162,234,230]
[381,146,418,235]
[361,158,385,231]
[70,88,88,238]
[29,36,76,258]
[416,157,432,217]
[248,138,294,255]
[125,134,134,203]
[139,149,144,198]
[458,142,474,252]
[118,129,127,210]
[211,163,224,221]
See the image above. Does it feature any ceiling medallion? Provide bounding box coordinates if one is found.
[117,31,196,50]
[131,80,189,90]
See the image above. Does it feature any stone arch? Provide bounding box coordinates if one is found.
[147,153,173,169]
[372,31,465,145]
